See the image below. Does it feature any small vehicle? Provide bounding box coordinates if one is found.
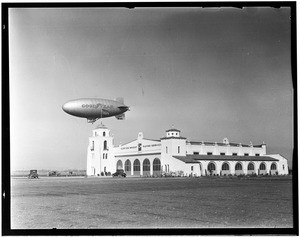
[28,170,39,179]
[112,169,126,178]
[48,171,61,176]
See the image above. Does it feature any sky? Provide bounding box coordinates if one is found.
[9,7,294,171]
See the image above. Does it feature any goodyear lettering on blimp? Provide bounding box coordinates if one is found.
[82,104,113,109]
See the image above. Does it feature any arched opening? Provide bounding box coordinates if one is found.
[133,159,140,176]
[235,162,243,175]
[116,160,123,170]
[207,162,216,176]
[270,162,278,175]
[153,158,161,176]
[143,159,150,176]
[103,140,107,150]
[199,162,203,176]
[247,162,255,175]
[221,162,230,176]
[125,159,131,174]
[259,162,267,175]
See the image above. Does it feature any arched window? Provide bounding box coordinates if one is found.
[235,162,242,170]
[103,131,106,137]
[125,160,131,172]
[133,159,140,171]
[271,163,277,170]
[153,158,161,171]
[143,159,150,171]
[208,162,216,171]
[248,162,254,170]
[259,163,266,170]
[103,140,107,150]
[221,162,229,171]
[116,160,123,170]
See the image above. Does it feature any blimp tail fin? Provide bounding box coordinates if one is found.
[115,97,124,104]
[115,113,125,120]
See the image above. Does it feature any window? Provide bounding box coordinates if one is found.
[191,166,193,171]
[232,153,238,156]
[244,153,249,156]
[143,159,150,172]
[222,163,229,171]
[133,159,140,171]
[116,160,123,170]
[207,152,213,155]
[153,158,161,171]
[103,153,105,159]
[259,163,266,170]
[104,166,106,172]
[105,154,108,159]
[125,160,131,172]
[178,146,180,154]
[193,152,199,155]
[271,163,277,170]
[235,163,242,170]
[95,132,98,136]
[138,143,142,151]
[220,153,225,155]
[91,141,94,151]
[255,154,260,156]
[103,131,106,137]
[208,163,216,171]
[103,140,107,150]
[248,163,254,170]
[166,146,168,153]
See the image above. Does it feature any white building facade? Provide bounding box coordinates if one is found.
[86,125,289,176]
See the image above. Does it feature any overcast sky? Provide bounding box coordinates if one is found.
[9,7,293,171]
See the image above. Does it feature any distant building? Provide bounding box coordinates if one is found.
[86,124,289,177]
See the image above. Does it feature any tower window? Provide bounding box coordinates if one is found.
[91,141,94,151]
[166,146,168,153]
[191,166,193,171]
[104,140,107,150]
[103,131,106,137]
[178,146,180,154]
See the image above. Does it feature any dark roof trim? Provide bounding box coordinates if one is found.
[166,128,180,132]
[173,155,278,163]
[143,138,161,142]
[115,152,161,158]
[160,136,186,140]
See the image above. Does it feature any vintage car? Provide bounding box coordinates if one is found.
[28,170,39,179]
[112,169,126,178]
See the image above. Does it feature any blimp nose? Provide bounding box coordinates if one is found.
[62,101,75,114]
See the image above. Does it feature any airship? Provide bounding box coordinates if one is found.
[62,97,129,123]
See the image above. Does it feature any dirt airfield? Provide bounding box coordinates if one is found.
[11,176,293,229]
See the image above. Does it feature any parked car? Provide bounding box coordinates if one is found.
[48,171,61,176]
[28,170,39,179]
[112,169,126,178]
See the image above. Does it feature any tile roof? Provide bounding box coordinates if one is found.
[173,154,278,163]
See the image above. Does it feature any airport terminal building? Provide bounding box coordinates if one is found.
[86,124,289,177]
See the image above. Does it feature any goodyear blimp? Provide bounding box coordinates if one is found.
[62,97,129,123]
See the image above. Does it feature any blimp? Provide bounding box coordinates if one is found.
[62,97,129,123]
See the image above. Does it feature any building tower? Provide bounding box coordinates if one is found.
[160,127,187,173]
[86,123,115,176]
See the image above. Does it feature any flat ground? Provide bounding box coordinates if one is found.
[11,176,293,229]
